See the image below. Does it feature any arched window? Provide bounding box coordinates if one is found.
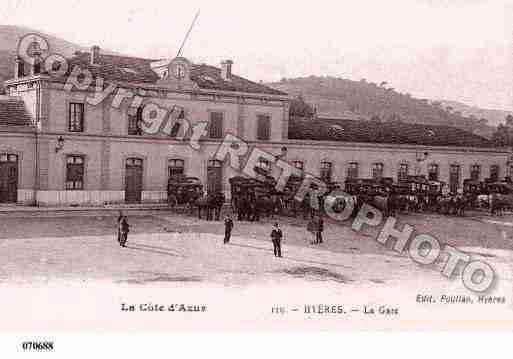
[428,163,439,181]
[490,165,500,182]
[372,162,384,179]
[470,164,481,181]
[347,162,359,179]
[207,160,223,193]
[168,159,185,180]
[398,163,409,181]
[320,161,333,182]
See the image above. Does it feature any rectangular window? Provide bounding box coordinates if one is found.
[128,106,143,136]
[208,112,223,139]
[320,161,332,182]
[68,103,84,132]
[257,114,271,141]
[347,162,359,179]
[66,155,84,190]
[398,163,409,181]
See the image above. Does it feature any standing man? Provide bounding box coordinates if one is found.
[116,211,124,244]
[307,217,317,245]
[316,215,324,244]
[119,216,130,247]
[270,222,283,258]
[224,213,234,244]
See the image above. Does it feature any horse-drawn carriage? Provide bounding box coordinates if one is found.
[229,175,278,221]
[463,179,487,208]
[486,181,513,215]
[344,178,391,216]
[167,176,203,211]
[167,175,225,220]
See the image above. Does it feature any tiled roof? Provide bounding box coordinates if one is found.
[67,52,161,84]
[0,97,33,127]
[189,63,286,95]
[288,116,495,148]
[64,52,286,96]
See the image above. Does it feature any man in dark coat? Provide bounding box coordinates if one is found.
[116,211,124,244]
[119,216,130,247]
[316,215,324,244]
[224,214,234,244]
[270,222,283,257]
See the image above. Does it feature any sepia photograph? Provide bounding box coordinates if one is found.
[0,0,513,355]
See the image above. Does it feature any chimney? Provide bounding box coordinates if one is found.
[221,60,233,80]
[90,45,100,65]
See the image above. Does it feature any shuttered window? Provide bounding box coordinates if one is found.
[398,163,408,181]
[257,114,271,140]
[209,112,224,139]
[69,103,84,132]
[372,163,384,179]
[128,106,143,135]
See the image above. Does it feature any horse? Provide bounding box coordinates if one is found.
[490,193,513,216]
[195,192,226,221]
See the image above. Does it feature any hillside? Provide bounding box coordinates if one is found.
[269,77,497,138]
[0,25,120,93]
[437,100,513,127]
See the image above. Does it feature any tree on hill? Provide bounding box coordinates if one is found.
[289,94,315,117]
[268,76,496,137]
[492,115,513,147]
[506,114,513,127]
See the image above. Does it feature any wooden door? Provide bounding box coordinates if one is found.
[207,160,223,194]
[125,158,143,203]
[449,165,460,194]
[0,154,18,204]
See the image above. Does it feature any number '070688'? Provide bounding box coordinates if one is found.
[22,341,54,351]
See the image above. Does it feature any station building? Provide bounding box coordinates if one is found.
[0,46,510,206]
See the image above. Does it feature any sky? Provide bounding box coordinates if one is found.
[2,0,513,111]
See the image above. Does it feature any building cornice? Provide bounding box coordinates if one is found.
[21,130,509,155]
[5,75,291,102]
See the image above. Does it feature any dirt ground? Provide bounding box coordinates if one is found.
[0,209,512,330]
[0,209,512,284]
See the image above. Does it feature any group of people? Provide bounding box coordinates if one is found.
[115,210,324,259]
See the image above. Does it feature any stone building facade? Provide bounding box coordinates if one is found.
[0,47,510,206]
